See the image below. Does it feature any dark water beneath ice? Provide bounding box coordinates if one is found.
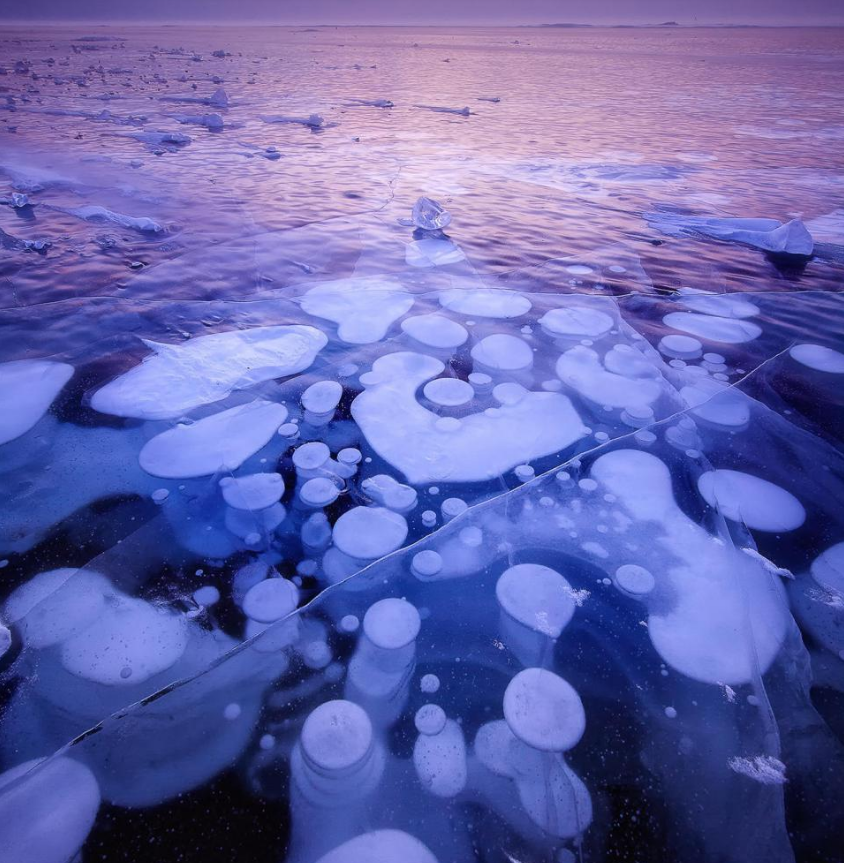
[1,23,844,863]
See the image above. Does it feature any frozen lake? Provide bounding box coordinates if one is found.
[1,23,843,863]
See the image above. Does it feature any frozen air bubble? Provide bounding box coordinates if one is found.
[301,380,343,413]
[363,598,421,649]
[658,334,703,360]
[300,700,373,773]
[220,472,284,510]
[300,477,341,507]
[412,550,443,578]
[415,704,447,736]
[332,507,408,559]
[420,673,440,693]
[242,577,298,624]
[613,564,655,597]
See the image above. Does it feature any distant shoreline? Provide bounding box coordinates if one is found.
[1,20,842,29]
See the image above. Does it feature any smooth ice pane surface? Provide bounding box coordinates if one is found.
[1,21,844,863]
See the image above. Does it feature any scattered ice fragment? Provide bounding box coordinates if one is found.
[260,113,325,128]
[414,104,471,116]
[789,343,844,373]
[139,400,288,478]
[728,755,787,785]
[647,213,814,256]
[697,469,806,532]
[410,196,452,230]
[0,359,73,445]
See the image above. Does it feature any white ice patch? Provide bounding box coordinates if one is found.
[556,346,662,410]
[538,307,614,340]
[789,343,844,374]
[219,472,285,510]
[728,755,787,785]
[139,400,288,478]
[0,359,73,445]
[332,507,409,560]
[496,564,577,638]
[0,757,100,863]
[92,325,326,420]
[503,668,586,752]
[401,314,468,349]
[592,450,789,685]
[698,469,806,532]
[300,277,413,344]
[663,312,762,344]
[352,352,586,484]
[677,288,759,319]
[471,334,533,371]
[314,831,439,863]
[439,288,531,319]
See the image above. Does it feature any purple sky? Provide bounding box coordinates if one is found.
[3,0,842,24]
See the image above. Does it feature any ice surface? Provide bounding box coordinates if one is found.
[1,31,843,862]
[66,205,164,232]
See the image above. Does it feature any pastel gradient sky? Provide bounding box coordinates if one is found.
[3,0,842,24]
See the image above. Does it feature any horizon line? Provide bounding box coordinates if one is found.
[2,20,843,27]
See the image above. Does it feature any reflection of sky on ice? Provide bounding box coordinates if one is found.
[1,23,844,863]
